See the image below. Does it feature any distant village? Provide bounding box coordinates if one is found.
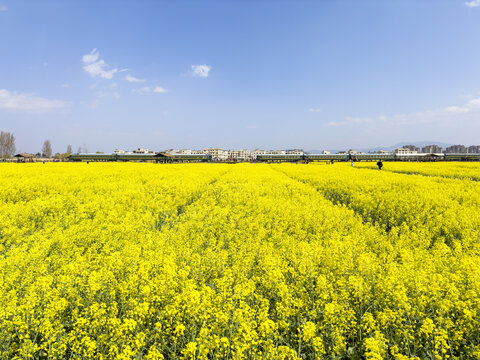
[110,144,480,162]
[1,126,479,163]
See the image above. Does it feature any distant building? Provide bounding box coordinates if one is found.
[14,153,35,163]
[467,145,480,153]
[203,148,229,161]
[286,149,304,155]
[395,148,418,155]
[403,145,420,152]
[238,149,252,160]
[267,150,287,155]
[321,150,331,154]
[228,149,252,161]
[133,148,154,154]
[113,149,127,154]
[252,149,266,160]
[378,150,392,154]
[422,145,442,153]
[445,145,467,153]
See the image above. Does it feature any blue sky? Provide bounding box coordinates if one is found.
[1,0,480,153]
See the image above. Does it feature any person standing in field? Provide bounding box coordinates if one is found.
[377,160,383,170]
[351,160,354,167]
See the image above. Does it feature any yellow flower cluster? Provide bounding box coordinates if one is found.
[355,161,480,181]
[0,162,479,359]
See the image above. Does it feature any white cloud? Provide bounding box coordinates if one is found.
[61,83,70,88]
[308,108,322,113]
[325,121,341,127]
[82,49,118,79]
[83,60,118,79]
[330,96,480,128]
[133,86,168,94]
[125,74,146,83]
[0,89,70,113]
[325,116,373,127]
[133,86,151,94]
[468,98,480,106]
[113,92,120,99]
[465,0,480,7]
[191,64,211,78]
[153,86,168,93]
[445,106,469,114]
[82,48,99,64]
[0,5,7,11]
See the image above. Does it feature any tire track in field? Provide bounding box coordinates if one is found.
[269,165,384,230]
[271,165,440,235]
[354,166,480,182]
[154,167,232,231]
[351,166,480,208]
[271,165,480,251]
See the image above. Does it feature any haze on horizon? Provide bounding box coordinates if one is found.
[1,0,480,154]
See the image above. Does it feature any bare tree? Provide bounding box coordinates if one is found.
[77,146,82,153]
[42,140,52,158]
[67,144,72,154]
[0,131,16,159]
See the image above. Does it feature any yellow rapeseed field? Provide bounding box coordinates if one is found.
[1,162,480,359]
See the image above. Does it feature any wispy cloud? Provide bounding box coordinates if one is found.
[445,105,469,114]
[465,0,480,7]
[82,48,118,79]
[0,5,7,11]
[327,96,480,127]
[82,48,99,64]
[191,64,211,78]
[0,89,70,113]
[325,116,373,127]
[153,86,168,93]
[133,86,152,94]
[308,108,322,113]
[133,86,168,94]
[125,74,146,83]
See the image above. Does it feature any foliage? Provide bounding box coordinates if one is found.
[42,140,53,158]
[0,131,16,159]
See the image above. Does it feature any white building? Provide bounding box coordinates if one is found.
[395,148,418,155]
[172,149,193,155]
[203,148,229,161]
[252,149,266,160]
[238,149,252,161]
[227,149,251,161]
[133,148,155,154]
[113,149,128,154]
[321,150,331,154]
[267,150,287,155]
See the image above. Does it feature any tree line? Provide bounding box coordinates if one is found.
[0,130,86,160]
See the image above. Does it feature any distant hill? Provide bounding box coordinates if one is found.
[307,141,453,154]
